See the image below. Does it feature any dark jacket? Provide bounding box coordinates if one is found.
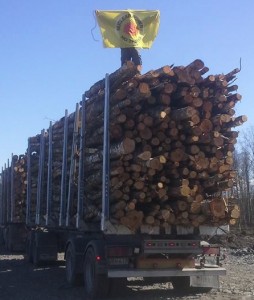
[121,48,142,66]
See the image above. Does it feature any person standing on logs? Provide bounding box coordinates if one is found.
[120,15,142,67]
[121,47,142,67]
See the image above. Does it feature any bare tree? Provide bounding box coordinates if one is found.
[233,126,254,227]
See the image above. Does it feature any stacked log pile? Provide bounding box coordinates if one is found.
[0,165,11,224]
[12,155,27,222]
[1,155,27,223]
[22,60,245,232]
[28,135,40,223]
[28,111,79,226]
[83,59,246,232]
[49,111,80,226]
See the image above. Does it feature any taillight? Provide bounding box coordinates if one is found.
[202,246,220,255]
[146,242,154,247]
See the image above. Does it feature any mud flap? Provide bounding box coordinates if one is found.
[190,275,219,288]
[34,231,58,262]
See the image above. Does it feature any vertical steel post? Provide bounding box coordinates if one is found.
[59,110,68,227]
[0,168,3,224]
[66,103,80,227]
[26,138,32,225]
[76,97,86,229]
[46,121,53,226]
[2,166,6,224]
[36,129,45,225]
[10,154,14,223]
[6,160,10,223]
[101,73,110,231]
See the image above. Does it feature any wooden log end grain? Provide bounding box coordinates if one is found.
[170,148,186,162]
[229,204,240,219]
[120,138,136,154]
[171,106,198,121]
[199,119,213,133]
[120,210,144,232]
[209,198,226,218]
[137,150,152,161]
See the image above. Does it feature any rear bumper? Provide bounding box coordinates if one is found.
[108,267,226,278]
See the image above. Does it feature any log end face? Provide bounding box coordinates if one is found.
[123,138,136,154]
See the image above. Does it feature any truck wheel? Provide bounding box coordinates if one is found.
[32,239,40,267]
[5,227,10,251]
[5,227,14,252]
[3,227,8,246]
[26,236,33,263]
[0,228,4,245]
[84,247,110,299]
[66,244,83,286]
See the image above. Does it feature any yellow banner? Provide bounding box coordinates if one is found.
[95,10,160,48]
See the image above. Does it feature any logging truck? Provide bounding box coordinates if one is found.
[0,155,28,251]
[0,60,245,299]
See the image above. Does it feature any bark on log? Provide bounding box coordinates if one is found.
[85,61,141,98]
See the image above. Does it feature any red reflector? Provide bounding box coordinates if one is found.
[202,247,220,255]
[96,256,101,261]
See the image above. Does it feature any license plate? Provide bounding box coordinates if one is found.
[108,257,129,265]
[190,275,219,288]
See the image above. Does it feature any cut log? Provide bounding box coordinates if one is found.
[209,198,226,218]
[171,106,198,121]
[85,61,141,98]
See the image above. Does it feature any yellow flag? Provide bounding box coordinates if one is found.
[95,10,160,48]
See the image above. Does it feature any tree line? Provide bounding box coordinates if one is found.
[233,126,254,228]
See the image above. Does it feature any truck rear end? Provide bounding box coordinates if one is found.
[64,224,226,299]
[1,60,244,299]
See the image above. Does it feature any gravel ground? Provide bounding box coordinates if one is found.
[1,234,254,300]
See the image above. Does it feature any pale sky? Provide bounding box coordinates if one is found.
[0,0,253,168]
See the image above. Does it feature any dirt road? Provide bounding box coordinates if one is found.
[1,241,254,300]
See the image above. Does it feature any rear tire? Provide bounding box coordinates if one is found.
[65,244,83,286]
[5,227,11,251]
[32,240,40,267]
[84,247,110,300]
[26,235,33,263]
[0,228,4,246]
